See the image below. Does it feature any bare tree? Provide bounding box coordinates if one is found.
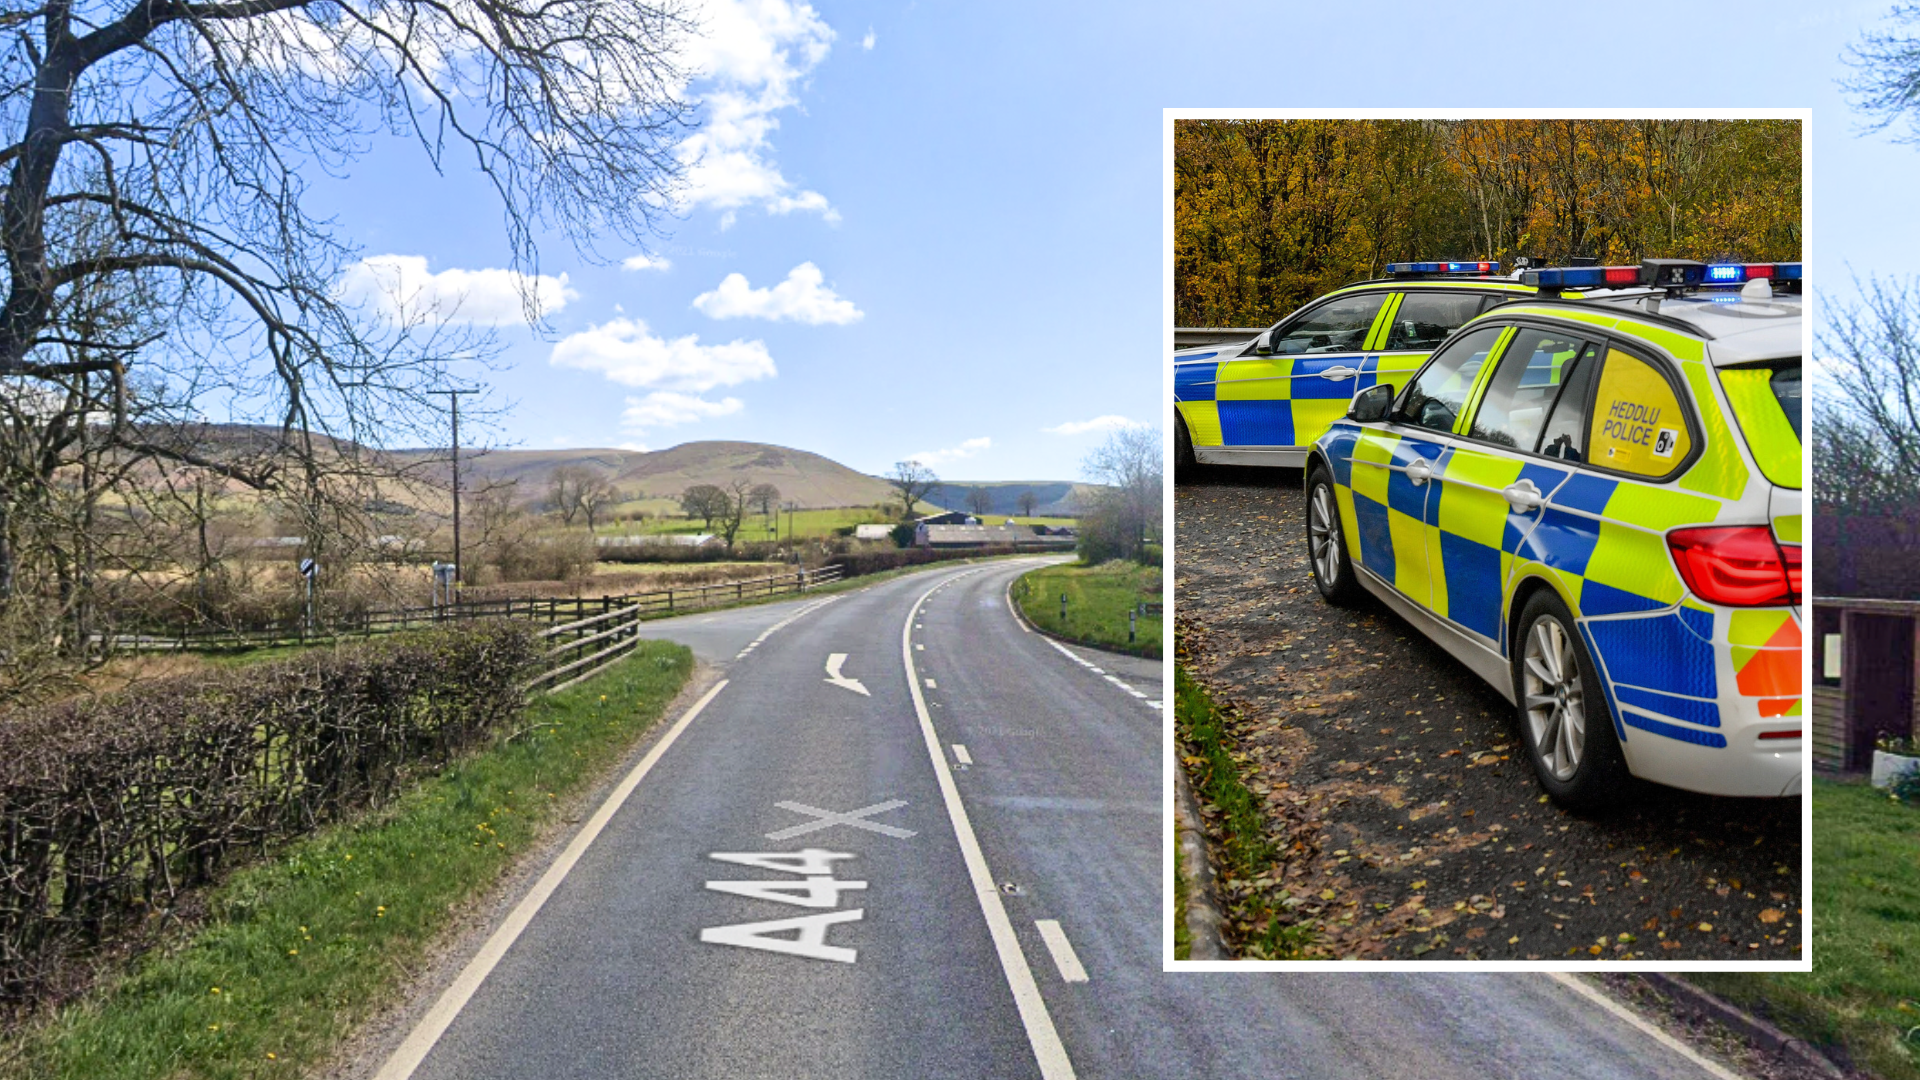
[1077,426,1163,564]
[577,476,619,533]
[888,460,939,521]
[965,487,993,517]
[0,0,695,689]
[716,478,756,551]
[1846,7,1920,140]
[1017,488,1038,518]
[680,484,728,530]
[548,466,590,525]
[749,483,781,520]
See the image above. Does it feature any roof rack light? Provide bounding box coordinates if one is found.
[1521,260,1802,292]
[1705,262,1801,284]
[1384,260,1498,276]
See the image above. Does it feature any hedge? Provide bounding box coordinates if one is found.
[0,621,539,1005]
[825,546,1020,577]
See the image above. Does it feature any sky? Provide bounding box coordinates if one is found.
[295,0,1894,482]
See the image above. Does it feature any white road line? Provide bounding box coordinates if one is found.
[1003,577,1033,632]
[925,677,937,689]
[372,680,731,1080]
[952,743,972,765]
[733,595,841,660]
[1035,920,1089,983]
[902,570,1077,1080]
[1546,973,1747,1080]
[916,643,925,651]
[1043,637,1160,711]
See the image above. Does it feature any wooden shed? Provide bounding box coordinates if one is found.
[1811,597,1920,772]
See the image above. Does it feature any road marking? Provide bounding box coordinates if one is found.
[1004,577,1033,632]
[700,910,864,964]
[916,643,925,651]
[1547,973,1747,1080]
[735,595,842,659]
[925,677,937,689]
[902,568,1077,1080]
[766,799,916,840]
[371,680,730,1080]
[1035,920,1089,983]
[1042,638,1161,711]
[952,743,972,765]
[823,652,871,696]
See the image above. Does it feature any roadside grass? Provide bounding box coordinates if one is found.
[1689,779,1920,1080]
[1173,820,1192,961]
[1014,560,1162,658]
[1173,664,1313,959]
[0,640,694,1080]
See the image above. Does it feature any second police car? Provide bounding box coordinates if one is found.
[1305,260,1802,807]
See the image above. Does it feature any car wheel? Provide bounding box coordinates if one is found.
[1512,590,1627,810]
[1305,465,1361,605]
[1174,414,1197,483]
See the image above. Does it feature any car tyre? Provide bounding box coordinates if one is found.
[1305,465,1362,606]
[1175,414,1197,483]
[1511,590,1628,810]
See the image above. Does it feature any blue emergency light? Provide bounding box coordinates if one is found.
[1522,260,1802,290]
[1704,262,1801,284]
[1384,260,1499,276]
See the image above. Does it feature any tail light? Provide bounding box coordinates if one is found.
[1666,526,1799,607]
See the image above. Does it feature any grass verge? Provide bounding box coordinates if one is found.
[1173,820,1192,961]
[1688,779,1920,1080]
[1014,560,1162,658]
[0,640,694,1080]
[1172,664,1312,959]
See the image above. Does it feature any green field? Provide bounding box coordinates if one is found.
[1691,780,1920,1080]
[1014,560,1161,658]
[2,644,693,1080]
[597,505,1076,542]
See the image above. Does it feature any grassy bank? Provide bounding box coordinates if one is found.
[1690,779,1919,1080]
[1173,820,1192,961]
[1173,665,1311,959]
[1015,560,1162,658]
[1,641,693,1080]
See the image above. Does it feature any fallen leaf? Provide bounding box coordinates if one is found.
[1758,909,1784,924]
[1697,922,1714,932]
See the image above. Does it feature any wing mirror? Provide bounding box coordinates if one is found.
[1348,383,1394,423]
[1252,328,1275,355]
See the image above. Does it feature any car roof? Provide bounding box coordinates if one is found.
[1480,289,1800,367]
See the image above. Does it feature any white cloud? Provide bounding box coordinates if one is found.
[692,262,862,324]
[621,391,744,431]
[622,253,673,272]
[909,437,991,466]
[549,317,776,392]
[861,27,875,50]
[1044,415,1137,436]
[618,441,652,452]
[337,255,577,325]
[676,0,839,224]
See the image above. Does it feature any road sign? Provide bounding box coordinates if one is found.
[299,558,318,579]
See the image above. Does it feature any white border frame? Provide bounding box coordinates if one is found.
[1161,107,1814,973]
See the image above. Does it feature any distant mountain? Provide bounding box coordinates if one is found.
[922,481,1093,517]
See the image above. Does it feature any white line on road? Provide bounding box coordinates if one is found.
[925,677,937,689]
[1546,973,1748,1080]
[372,679,731,1080]
[902,569,1077,1080]
[824,652,872,696]
[1003,577,1033,632]
[1035,920,1089,983]
[735,595,842,659]
[952,743,972,765]
[1042,638,1162,712]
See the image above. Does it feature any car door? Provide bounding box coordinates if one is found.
[1425,325,1591,650]
[1364,289,1509,398]
[1347,322,1507,608]
[1213,290,1388,452]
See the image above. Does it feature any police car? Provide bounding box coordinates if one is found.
[1175,262,1536,474]
[1304,260,1802,807]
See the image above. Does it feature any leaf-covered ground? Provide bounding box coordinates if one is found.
[1175,465,1802,961]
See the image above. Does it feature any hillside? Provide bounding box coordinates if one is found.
[922,481,1094,517]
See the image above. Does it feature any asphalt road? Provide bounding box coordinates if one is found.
[1176,466,1803,962]
[373,558,1760,1079]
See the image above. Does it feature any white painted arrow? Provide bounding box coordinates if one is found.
[824,653,870,696]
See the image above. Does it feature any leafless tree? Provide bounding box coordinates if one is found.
[888,460,938,521]
[680,484,727,530]
[964,487,992,517]
[1077,426,1163,564]
[749,482,781,520]
[0,0,695,689]
[716,478,757,551]
[1017,488,1038,518]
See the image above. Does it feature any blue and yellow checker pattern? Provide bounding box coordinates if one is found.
[1310,300,1802,799]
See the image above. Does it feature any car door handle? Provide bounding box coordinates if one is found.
[1502,479,1544,513]
[1317,365,1360,380]
[1405,458,1433,486]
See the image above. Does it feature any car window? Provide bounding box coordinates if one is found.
[1394,325,1505,434]
[1537,343,1602,462]
[1771,364,1801,440]
[1384,292,1498,352]
[1272,293,1387,355]
[1587,348,1693,477]
[1467,328,1590,451]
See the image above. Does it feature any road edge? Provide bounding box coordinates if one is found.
[1634,975,1851,1079]
[1172,758,1229,960]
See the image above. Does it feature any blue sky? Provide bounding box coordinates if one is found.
[302,0,1890,481]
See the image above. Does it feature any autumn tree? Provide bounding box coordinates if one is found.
[888,460,939,520]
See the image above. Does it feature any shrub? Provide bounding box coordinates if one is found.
[0,621,539,1005]
[493,529,597,583]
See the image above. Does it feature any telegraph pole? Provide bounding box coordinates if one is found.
[429,388,475,587]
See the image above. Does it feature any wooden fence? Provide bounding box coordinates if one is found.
[108,565,845,653]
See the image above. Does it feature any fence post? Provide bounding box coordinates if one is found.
[1130,608,1136,645]
[1060,592,1067,621]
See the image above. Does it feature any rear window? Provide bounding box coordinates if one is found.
[1718,361,1801,490]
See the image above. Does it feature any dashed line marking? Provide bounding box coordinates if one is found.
[952,743,972,765]
[915,643,925,651]
[925,677,937,689]
[1035,920,1089,983]
[734,596,842,660]
[1042,638,1162,711]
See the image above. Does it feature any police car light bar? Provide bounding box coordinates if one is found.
[1385,261,1498,276]
[1522,260,1802,290]
[1705,262,1802,284]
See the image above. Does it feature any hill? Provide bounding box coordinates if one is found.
[922,481,1093,517]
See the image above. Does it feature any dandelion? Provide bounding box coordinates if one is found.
[288,948,298,956]
[267,1053,277,1060]
[210,987,221,995]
